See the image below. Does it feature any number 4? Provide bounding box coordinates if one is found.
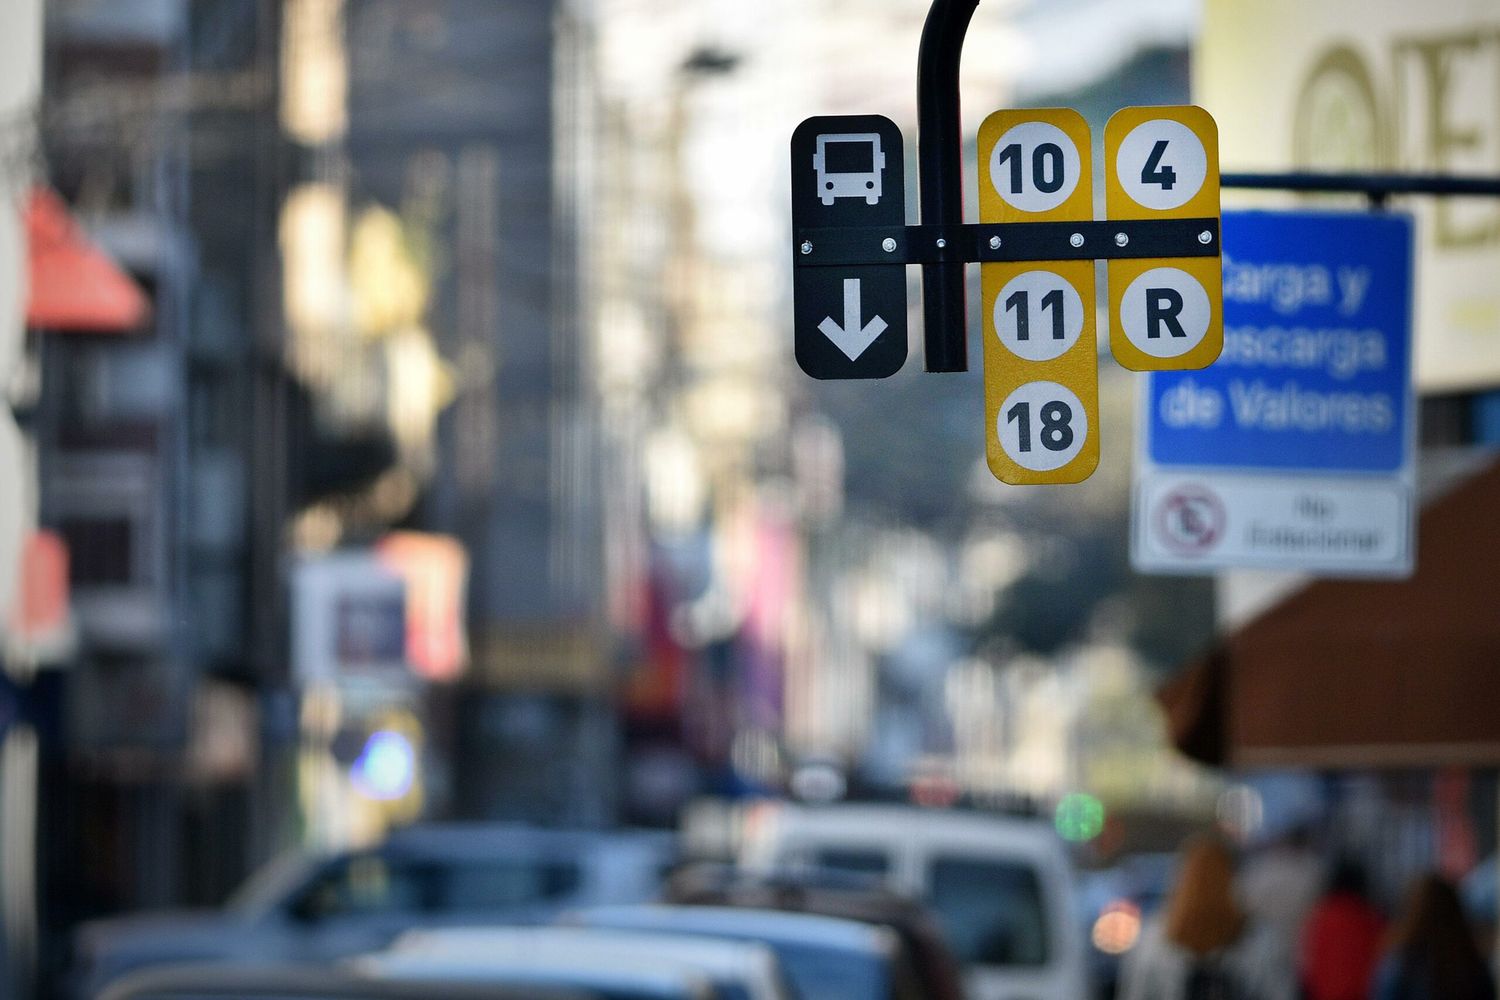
[1140,140,1175,190]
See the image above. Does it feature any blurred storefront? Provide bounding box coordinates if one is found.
[1162,456,1500,770]
[1161,455,1500,899]
[1181,0,1500,903]
[291,547,453,848]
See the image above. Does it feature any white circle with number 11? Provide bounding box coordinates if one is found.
[994,270,1085,362]
[990,122,1082,214]
[1120,267,1212,359]
[996,381,1088,473]
[1115,119,1207,211]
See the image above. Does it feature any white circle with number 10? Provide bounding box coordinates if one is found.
[993,270,1085,363]
[996,381,1088,473]
[1115,119,1208,211]
[1120,267,1212,359]
[989,122,1082,214]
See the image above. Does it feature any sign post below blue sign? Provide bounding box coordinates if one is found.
[1132,211,1416,577]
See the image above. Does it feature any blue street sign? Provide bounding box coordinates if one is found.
[1146,211,1414,473]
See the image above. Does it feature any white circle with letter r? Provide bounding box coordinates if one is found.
[1120,268,1211,359]
[996,381,1087,473]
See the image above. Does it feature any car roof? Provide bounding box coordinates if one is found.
[382,824,675,853]
[667,864,925,915]
[396,926,778,976]
[358,948,716,999]
[99,962,595,1000]
[766,803,1055,839]
[574,904,891,954]
[749,803,1065,863]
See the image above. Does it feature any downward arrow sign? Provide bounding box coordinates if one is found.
[818,278,888,361]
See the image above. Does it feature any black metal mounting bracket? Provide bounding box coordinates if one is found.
[793,217,1220,268]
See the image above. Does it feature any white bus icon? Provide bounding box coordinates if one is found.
[813,132,885,206]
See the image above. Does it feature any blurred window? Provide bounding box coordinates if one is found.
[290,854,434,920]
[59,516,133,585]
[290,853,585,919]
[927,856,1048,967]
[812,847,891,878]
[438,858,582,909]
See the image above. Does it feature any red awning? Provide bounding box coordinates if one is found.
[26,187,150,332]
[1159,456,1500,770]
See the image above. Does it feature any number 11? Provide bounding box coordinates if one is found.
[1003,288,1065,342]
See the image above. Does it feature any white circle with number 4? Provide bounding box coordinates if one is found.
[993,270,1085,362]
[989,122,1082,214]
[1120,268,1212,359]
[1115,119,1207,211]
[996,381,1088,473]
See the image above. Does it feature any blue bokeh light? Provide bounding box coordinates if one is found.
[351,729,416,801]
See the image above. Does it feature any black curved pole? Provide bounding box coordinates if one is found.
[917,0,978,373]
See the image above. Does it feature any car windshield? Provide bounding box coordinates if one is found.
[774,944,885,1000]
[927,857,1049,967]
[225,852,321,918]
[288,854,585,919]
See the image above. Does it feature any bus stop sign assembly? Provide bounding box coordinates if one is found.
[790,104,1223,484]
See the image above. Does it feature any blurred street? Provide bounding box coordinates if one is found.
[1,1,1499,999]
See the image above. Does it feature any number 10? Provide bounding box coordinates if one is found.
[996,142,1064,195]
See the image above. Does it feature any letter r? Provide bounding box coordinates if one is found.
[1146,287,1187,339]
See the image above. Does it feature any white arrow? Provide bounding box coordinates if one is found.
[818,278,888,361]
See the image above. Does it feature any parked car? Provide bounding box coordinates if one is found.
[740,804,1087,1000]
[571,904,917,1000]
[99,962,595,1000]
[662,863,966,1000]
[357,929,733,1000]
[380,926,791,1000]
[75,824,676,998]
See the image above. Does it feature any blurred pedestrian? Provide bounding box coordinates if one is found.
[1372,873,1495,1000]
[1298,859,1385,1000]
[1239,825,1325,965]
[1119,834,1293,1000]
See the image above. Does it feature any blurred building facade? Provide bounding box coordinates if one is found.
[0,3,43,996]
[25,0,612,991]
[33,2,292,980]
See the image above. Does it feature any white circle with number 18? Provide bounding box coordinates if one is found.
[993,270,1085,363]
[989,122,1082,214]
[996,381,1088,473]
[1115,119,1207,211]
[1120,267,1212,359]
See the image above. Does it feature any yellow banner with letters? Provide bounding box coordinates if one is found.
[1198,0,1500,393]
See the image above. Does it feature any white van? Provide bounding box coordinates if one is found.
[740,803,1086,1000]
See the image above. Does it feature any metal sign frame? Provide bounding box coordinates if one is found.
[794,218,1220,268]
